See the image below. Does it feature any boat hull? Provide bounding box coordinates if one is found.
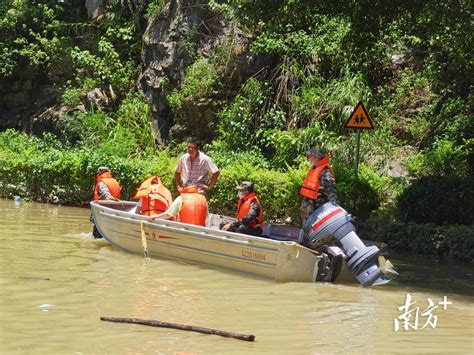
[91,201,322,282]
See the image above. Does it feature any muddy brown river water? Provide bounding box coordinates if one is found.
[0,199,472,353]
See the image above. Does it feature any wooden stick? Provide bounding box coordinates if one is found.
[100,316,255,342]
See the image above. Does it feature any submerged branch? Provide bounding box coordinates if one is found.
[100,316,256,342]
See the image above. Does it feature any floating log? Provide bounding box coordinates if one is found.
[100,316,255,342]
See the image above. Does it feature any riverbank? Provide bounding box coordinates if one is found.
[1,130,472,262]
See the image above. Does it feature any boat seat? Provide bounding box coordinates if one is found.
[262,224,305,244]
[206,214,237,229]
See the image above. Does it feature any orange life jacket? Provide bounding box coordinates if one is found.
[140,184,173,216]
[300,155,334,199]
[237,192,263,230]
[179,186,207,226]
[94,172,121,201]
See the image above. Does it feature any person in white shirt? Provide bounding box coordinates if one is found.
[175,138,220,195]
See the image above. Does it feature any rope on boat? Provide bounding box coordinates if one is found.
[140,220,150,260]
[294,243,300,258]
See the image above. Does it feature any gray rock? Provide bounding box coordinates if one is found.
[387,160,409,178]
[85,0,106,21]
[139,0,273,143]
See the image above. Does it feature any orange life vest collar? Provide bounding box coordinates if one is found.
[97,171,113,182]
[181,185,198,194]
[238,191,256,206]
[314,154,329,168]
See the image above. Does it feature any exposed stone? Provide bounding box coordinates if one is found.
[22,80,33,91]
[139,0,273,143]
[387,160,409,178]
[2,0,273,142]
[390,49,415,71]
[85,0,106,21]
[1,91,31,107]
[85,88,109,111]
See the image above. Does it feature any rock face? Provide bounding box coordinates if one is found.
[0,62,65,135]
[2,0,274,141]
[85,0,106,21]
[139,0,224,143]
[139,0,273,143]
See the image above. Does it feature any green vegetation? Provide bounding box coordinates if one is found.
[360,219,474,262]
[0,128,378,222]
[0,0,472,260]
[168,59,220,115]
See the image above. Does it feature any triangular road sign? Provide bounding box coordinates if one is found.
[343,101,374,130]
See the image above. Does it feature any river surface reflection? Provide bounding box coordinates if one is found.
[0,199,472,353]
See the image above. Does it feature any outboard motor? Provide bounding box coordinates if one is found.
[304,202,395,286]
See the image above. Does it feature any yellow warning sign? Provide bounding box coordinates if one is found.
[343,101,374,130]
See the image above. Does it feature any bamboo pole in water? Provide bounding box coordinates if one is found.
[100,316,255,342]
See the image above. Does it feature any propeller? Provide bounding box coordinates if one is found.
[378,255,399,276]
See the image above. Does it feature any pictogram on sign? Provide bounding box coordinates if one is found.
[343,101,374,130]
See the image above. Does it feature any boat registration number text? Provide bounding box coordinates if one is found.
[241,249,266,261]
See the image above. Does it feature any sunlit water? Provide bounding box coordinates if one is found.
[0,199,472,353]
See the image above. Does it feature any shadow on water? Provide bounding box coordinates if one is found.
[386,252,474,298]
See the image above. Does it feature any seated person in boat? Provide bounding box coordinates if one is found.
[221,181,263,237]
[151,180,208,226]
[134,176,173,217]
[94,166,121,201]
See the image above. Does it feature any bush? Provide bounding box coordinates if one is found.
[209,162,294,222]
[332,163,380,219]
[0,129,171,204]
[360,214,474,262]
[168,59,219,115]
[256,124,342,169]
[358,163,406,208]
[405,139,472,177]
[1,130,383,224]
[204,141,270,170]
[397,175,474,225]
[217,78,273,151]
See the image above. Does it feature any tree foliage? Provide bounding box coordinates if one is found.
[1,0,472,253]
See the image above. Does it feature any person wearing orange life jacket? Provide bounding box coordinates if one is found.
[221,181,263,237]
[300,147,338,226]
[151,181,208,226]
[94,166,121,201]
[134,176,173,217]
[92,166,121,239]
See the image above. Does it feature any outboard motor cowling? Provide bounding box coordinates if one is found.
[304,202,393,286]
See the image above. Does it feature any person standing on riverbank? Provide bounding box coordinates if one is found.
[93,166,121,201]
[221,181,263,237]
[175,138,220,195]
[299,147,338,226]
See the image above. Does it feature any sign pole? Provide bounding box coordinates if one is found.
[354,129,361,175]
